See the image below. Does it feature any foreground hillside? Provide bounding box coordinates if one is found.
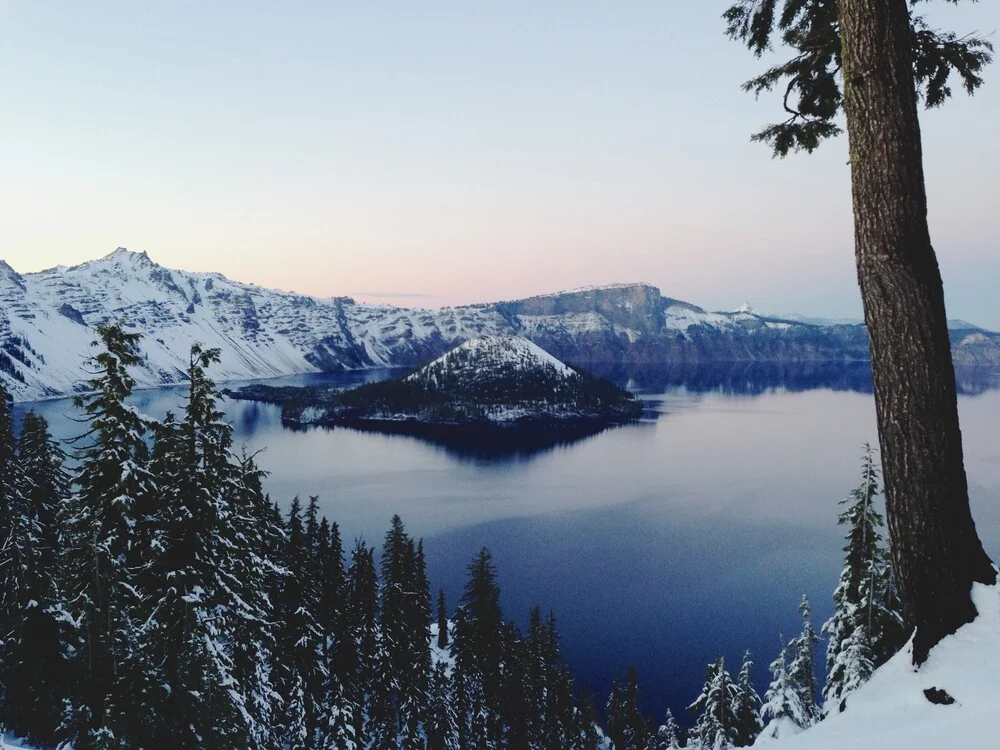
[758,583,1000,750]
[3,248,999,401]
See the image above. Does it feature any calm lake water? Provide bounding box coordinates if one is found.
[15,364,1000,721]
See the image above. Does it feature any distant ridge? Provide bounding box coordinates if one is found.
[2,248,999,402]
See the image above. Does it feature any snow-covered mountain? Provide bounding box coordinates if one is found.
[2,248,999,402]
[407,335,577,387]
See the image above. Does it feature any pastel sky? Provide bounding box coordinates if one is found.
[2,2,998,326]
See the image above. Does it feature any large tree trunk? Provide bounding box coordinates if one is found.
[837,0,996,665]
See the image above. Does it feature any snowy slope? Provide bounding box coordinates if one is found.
[407,334,577,386]
[758,583,1000,750]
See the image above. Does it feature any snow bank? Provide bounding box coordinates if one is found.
[764,583,1000,749]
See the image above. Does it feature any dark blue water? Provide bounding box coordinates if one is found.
[15,364,1000,723]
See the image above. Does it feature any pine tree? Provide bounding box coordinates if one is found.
[425,661,458,750]
[759,640,802,740]
[575,685,603,750]
[59,323,155,748]
[822,445,906,711]
[732,651,761,747]
[605,666,648,750]
[760,600,820,740]
[688,656,738,750]
[229,448,284,748]
[452,547,505,747]
[135,344,279,748]
[724,0,998,664]
[275,497,328,746]
[436,588,448,650]
[0,411,71,746]
[653,708,681,750]
[344,540,378,746]
[788,596,819,726]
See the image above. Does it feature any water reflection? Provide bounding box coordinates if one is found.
[579,360,1000,397]
[286,419,644,464]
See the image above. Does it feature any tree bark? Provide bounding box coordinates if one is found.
[836,0,996,665]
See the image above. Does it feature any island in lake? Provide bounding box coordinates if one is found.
[226,336,644,449]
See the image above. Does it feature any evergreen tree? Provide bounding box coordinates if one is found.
[822,445,907,711]
[317,517,346,672]
[59,323,155,748]
[653,708,681,750]
[760,601,820,740]
[732,651,761,747]
[688,656,738,750]
[606,667,648,750]
[229,448,284,748]
[0,384,23,643]
[759,641,802,740]
[136,344,280,748]
[345,540,378,746]
[425,661,458,750]
[275,497,328,746]
[436,589,448,650]
[451,547,505,747]
[788,597,819,726]
[575,685,603,750]
[724,0,998,664]
[0,411,71,746]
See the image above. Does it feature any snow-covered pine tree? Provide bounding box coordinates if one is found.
[58,323,155,747]
[688,655,738,750]
[653,707,682,750]
[135,345,280,748]
[759,639,802,740]
[732,651,762,747]
[541,611,577,749]
[499,620,529,748]
[760,600,821,741]
[436,588,448,650]
[344,540,379,746]
[228,447,285,748]
[788,596,820,727]
[425,661,459,750]
[275,496,328,747]
[524,605,547,745]
[317,516,346,673]
[451,548,505,747]
[0,411,71,746]
[823,444,908,712]
[575,685,603,750]
[0,387,35,740]
[605,667,649,750]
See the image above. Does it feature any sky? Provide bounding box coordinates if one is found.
[1,1,998,327]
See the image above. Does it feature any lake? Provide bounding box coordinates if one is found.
[15,364,1000,722]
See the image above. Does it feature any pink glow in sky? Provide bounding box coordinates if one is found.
[1,2,998,325]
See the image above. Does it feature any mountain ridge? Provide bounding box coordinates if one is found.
[2,249,998,402]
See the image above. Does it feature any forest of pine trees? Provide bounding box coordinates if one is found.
[0,324,607,749]
[0,325,909,749]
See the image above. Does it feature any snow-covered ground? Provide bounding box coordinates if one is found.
[758,583,1000,749]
